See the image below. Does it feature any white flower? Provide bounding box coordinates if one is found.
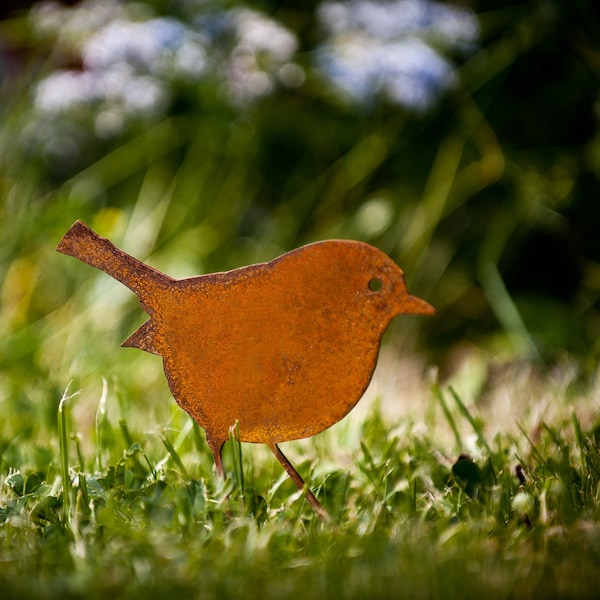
[316,0,479,110]
[225,8,300,103]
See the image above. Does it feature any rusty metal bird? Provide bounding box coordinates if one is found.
[57,220,434,517]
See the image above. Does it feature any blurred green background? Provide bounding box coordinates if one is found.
[1,0,599,450]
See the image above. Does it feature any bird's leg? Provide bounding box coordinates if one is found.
[269,443,328,520]
[207,436,225,478]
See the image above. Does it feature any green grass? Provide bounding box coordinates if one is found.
[1,367,599,599]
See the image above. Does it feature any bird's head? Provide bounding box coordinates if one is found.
[280,240,435,327]
[355,243,435,319]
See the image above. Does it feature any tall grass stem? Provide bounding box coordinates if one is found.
[58,381,81,525]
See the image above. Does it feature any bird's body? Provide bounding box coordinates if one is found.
[57,220,434,516]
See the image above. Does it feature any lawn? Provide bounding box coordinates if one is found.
[1,352,599,599]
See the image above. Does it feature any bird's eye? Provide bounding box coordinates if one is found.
[368,277,382,292]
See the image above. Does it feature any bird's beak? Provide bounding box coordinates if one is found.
[402,294,436,315]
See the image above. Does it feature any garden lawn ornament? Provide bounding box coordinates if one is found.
[57,220,434,518]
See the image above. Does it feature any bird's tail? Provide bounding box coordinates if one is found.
[57,220,174,300]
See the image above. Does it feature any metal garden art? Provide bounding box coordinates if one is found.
[57,220,434,517]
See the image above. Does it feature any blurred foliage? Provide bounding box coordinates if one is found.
[1,0,600,424]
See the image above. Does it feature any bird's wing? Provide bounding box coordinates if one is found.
[121,319,160,355]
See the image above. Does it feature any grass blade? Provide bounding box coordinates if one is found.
[229,421,245,499]
[58,382,81,525]
[160,431,190,480]
[517,423,546,467]
[449,386,492,456]
[95,377,108,472]
[434,385,462,451]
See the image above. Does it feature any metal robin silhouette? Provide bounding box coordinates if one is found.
[57,220,434,517]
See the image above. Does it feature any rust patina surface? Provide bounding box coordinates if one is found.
[57,220,434,517]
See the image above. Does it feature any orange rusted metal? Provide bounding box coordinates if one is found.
[57,220,434,517]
